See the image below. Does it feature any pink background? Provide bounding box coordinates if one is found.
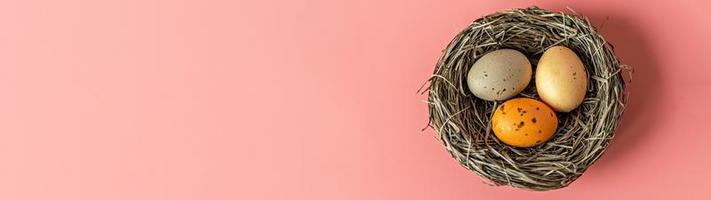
[1,0,710,199]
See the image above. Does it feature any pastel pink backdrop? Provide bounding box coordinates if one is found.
[0,0,709,199]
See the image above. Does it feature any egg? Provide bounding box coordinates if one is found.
[535,46,588,112]
[491,98,558,147]
[467,49,532,101]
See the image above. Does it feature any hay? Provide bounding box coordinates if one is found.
[422,6,630,191]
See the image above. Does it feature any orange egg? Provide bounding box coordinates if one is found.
[491,98,558,147]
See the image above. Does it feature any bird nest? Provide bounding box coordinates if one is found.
[424,7,630,190]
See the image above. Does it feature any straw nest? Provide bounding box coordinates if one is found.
[423,7,630,191]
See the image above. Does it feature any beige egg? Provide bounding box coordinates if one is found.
[535,46,588,112]
[467,49,532,101]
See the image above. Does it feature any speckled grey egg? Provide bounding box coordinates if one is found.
[466,49,532,101]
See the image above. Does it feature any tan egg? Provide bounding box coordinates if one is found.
[535,46,588,112]
[467,49,532,101]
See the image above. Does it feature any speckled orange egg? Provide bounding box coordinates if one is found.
[491,98,558,147]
